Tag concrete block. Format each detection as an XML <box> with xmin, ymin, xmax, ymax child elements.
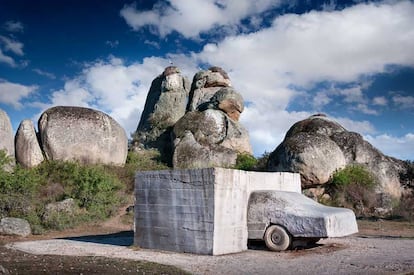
<box><xmin>134</xmin><ymin>168</ymin><xmax>301</xmax><ymax>255</ymax></box>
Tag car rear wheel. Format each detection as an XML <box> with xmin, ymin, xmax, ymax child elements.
<box><xmin>264</xmin><ymin>225</ymin><xmax>291</xmax><ymax>251</ymax></box>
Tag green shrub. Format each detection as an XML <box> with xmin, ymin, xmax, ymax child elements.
<box><xmin>327</xmin><ymin>165</ymin><xmax>380</xmax><ymax>217</ymax></box>
<box><xmin>235</xmin><ymin>153</ymin><xmax>258</xmax><ymax>171</ymax></box>
<box><xmin>330</xmin><ymin>165</ymin><xmax>376</xmax><ymax>188</ymax></box>
<box><xmin>37</xmin><ymin>161</ymin><xmax>124</xmax><ymax>219</ymax></box>
<box><xmin>0</xmin><ymin>159</ymin><xmax>124</xmax><ymax>232</ymax></box>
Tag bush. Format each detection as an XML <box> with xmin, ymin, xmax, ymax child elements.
<box><xmin>109</xmin><ymin>150</ymin><xmax>170</xmax><ymax>192</ymax></box>
<box><xmin>0</xmin><ymin>158</ymin><xmax>124</xmax><ymax>232</ymax></box>
<box><xmin>400</xmin><ymin>160</ymin><xmax>414</xmax><ymax>188</ymax></box>
<box><xmin>327</xmin><ymin>165</ymin><xmax>380</xmax><ymax>217</ymax></box>
<box><xmin>235</xmin><ymin>153</ymin><xmax>258</xmax><ymax>171</ymax></box>
<box><xmin>391</xmin><ymin>191</ymin><xmax>414</xmax><ymax>221</ymax></box>
<box><xmin>36</xmin><ymin>161</ymin><xmax>124</xmax><ymax>220</ymax></box>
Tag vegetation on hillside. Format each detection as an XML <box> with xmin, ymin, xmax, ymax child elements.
<box><xmin>0</xmin><ymin>149</ymin><xmax>169</xmax><ymax>233</ymax></box>
<box><xmin>324</xmin><ymin>165</ymin><xmax>381</xmax><ymax>218</ymax></box>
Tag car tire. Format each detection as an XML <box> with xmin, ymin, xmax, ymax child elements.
<box><xmin>264</xmin><ymin>225</ymin><xmax>291</xmax><ymax>251</ymax></box>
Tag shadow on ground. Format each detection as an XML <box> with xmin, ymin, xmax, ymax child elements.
<box><xmin>247</xmin><ymin>240</ymin><xmax>322</xmax><ymax>251</ymax></box>
<box><xmin>61</xmin><ymin>230</ymin><xmax>134</xmax><ymax>246</ymax></box>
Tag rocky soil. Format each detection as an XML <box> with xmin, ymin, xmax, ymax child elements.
<box><xmin>1</xmin><ymin>219</ymin><xmax>413</xmax><ymax>275</ymax></box>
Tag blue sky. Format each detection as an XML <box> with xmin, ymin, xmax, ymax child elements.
<box><xmin>0</xmin><ymin>0</ymin><xmax>413</xmax><ymax>160</ymax></box>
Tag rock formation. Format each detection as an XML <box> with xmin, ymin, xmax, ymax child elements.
<box><xmin>15</xmin><ymin>119</ymin><xmax>44</xmax><ymax>168</ymax></box>
<box><xmin>0</xmin><ymin>109</ymin><xmax>15</xmax><ymax>159</ymax></box>
<box><xmin>173</xmin><ymin>83</ymin><xmax>252</xmax><ymax>169</ymax></box>
<box><xmin>0</xmin><ymin>217</ymin><xmax>31</xmax><ymax>237</ymax></box>
<box><xmin>133</xmin><ymin>66</ymin><xmax>190</xmax><ymax>160</ymax></box>
<box><xmin>267</xmin><ymin>114</ymin><xmax>405</xmax><ymax>200</ymax></box>
<box><xmin>38</xmin><ymin>106</ymin><xmax>128</xmax><ymax>166</ymax></box>
<box><xmin>187</xmin><ymin>66</ymin><xmax>231</xmax><ymax>112</ymax></box>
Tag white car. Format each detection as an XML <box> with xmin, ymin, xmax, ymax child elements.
<box><xmin>247</xmin><ymin>190</ymin><xmax>358</xmax><ymax>251</ymax></box>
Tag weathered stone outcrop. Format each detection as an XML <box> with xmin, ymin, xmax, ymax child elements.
<box><xmin>0</xmin><ymin>109</ymin><xmax>14</xmax><ymax>159</ymax></box>
<box><xmin>187</xmin><ymin>66</ymin><xmax>231</xmax><ymax>112</ymax></box>
<box><xmin>42</xmin><ymin>198</ymin><xmax>77</xmax><ymax>223</ymax></box>
<box><xmin>173</xmin><ymin>86</ymin><xmax>252</xmax><ymax>169</ymax></box>
<box><xmin>15</xmin><ymin>119</ymin><xmax>44</xmax><ymax>168</ymax></box>
<box><xmin>0</xmin><ymin>217</ymin><xmax>31</xmax><ymax>237</ymax></box>
<box><xmin>267</xmin><ymin>114</ymin><xmax>405</xmax><ymax>200</ymax></box>
<box><xmin>133</xmin><ymin>66</ymin><xmax>189</xmax><ymax>160</ymax></box>
<box><xmin>38</xmin><ymin>106</ymin><xmax>127</xmax><ymax>166</ymax></box>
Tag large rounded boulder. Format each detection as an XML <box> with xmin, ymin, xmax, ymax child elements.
<box><xmin>15</xmin><ymin>119</ymin><xmax>44</xmax><ymax>168</ymax></box>
<box><xmin>268</xmin><ymin>114</ymin><xmax>404</xmax><ymax>200</ymax></box>
<box><xmin>38</xmin><ymin>106</ymin><xmax>127</xmax><ymax>166</ymax></box>
<box><xmin>0</xmin><ymin>109</ymin><xmax>15</xmax><ymax>158</ymax></box>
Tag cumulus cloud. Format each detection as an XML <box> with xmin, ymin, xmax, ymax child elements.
<box><xmin>0</xmin><ymin>49</ymin><xmax>16</xmax><ymax>67</ymax></box>
<box><xmin>373</xmin><ymin>96</ymin><xmax>388</xmax><ymax>106</ymax></box>
<box><xmin>365</xmin><ymin>133</ymin><xmax>414</xmax><ymax>160</ymax></box>
<box><xmin>392</xmin><ymin>94</ymin><xmax>414</xmax><ymax>110</ymax></box>
<box><xmin>3</xmin><ymin>21</ymin><xmax>24</xmax><ymax>33</ymax></box>
<box><xmin>0</xmin><ymin>80</ymin><xmax>37</xmax><ymax>109</ymax></box>
<box><xmin>120</xmin><ymin>0</ymin><xmax>282</xmax><ymax>38</ymax></box>
<box><xmin>0</xmin><ymin>35</ymin><xmax>24</xmax><ymax>56</ymax></box>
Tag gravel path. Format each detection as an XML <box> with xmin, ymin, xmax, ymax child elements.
<box><xmin>7</xmin><ymin>235</ymin><xmax>414</xmax><ymax>274</ymax></box>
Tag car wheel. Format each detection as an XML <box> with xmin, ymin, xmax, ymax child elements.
<box><xmin>264</xmin><ymin>225</ymin><xmax>291</xmax><ymax>251</ymax></box>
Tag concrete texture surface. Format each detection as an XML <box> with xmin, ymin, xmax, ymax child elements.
<box><xmin>134</xmin><ymin>168</ymin><xmax>301</xmax><ymax>255</ymax></box>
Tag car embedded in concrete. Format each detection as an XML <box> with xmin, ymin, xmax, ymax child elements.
<box><xmin>247</xmin><ymin>190</ymin><xmax>358</xmax><ymax>251</ymax></box>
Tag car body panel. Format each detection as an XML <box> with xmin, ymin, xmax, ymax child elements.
<box><xmin>247</xmin><ymin>191</ymin><xmax>358</xmax><ymax>240</ymax></box>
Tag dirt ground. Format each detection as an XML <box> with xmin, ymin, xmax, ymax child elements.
<box><xmin>1</xmin><ymin>218</ymin><xmax>414</xmax><ymax>275</ymax></box>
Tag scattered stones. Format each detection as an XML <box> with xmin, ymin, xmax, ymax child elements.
<box><xmin>38</xmin><ymin>106</ymin><xmax>128</xmax><ymax>166</ymax></box>
<box><xmin>15</xmin><ymin>119</ymin><xmax>44</xmax><ymax>168</ymax></box>
<box><xmin>0</xmin><ymin>217</ymin><xmax>31</xmax><ymax>237</ymax></box>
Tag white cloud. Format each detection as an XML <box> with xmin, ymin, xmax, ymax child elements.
<box><xmin>313</xmin><ymin>91</ymin><xmax>332</xmax><ymax>110</ymax></box>
<box><xmin>3</xmin><ymin>21</ymin><xmax>24</xmax><ymax>33</ymax></box>
<box><xmin>198</xmin><ymin>1</ymin><xmax>414</xmax><ymax>87</ymax></box>
<box><xmin>0</xmin><ymin>48</ymin><xmax>16</xmax><ymax>67</ymax></box>
<box><xmin>373</xmin><ymin>96</ymin><xmax>388</xmax><ymax>106</ymax></box>
<box><xmin>330</xmin><ymin>116</ymin><xmax>376</xmax><ymax>135</ymax></box>
<box><xmin>0</xmin><ymin>80</ymin><xmax>37</xmax><ymax>109</ymax></box>
<box><xmin>33</xmin><ymin>68</ymin><xmax>56</xmax><ymax>79</ymax></box>
<box><xmin>392</xmin><ymin>94</ymin><xmax>414</xmax><ymax>110</ymax></box>
<box><xmin>365</xmin><ymin>133</ymin><xmax>414</xmax><ymax>160</ymax></box>
<box><xmin>120</xmin><ymin>0</ymin><xmax>282</xmax><ymax>38</ymax></box>
<box><xmin>353</xmin><ymin>103</ymin><xmax>378</xmax><ymax>115</ymax></box>
<box><xmin>0</xmin><ymin>35</ymin><xmax>24</xmax><ymax>56</ymax></box>
<box><xmin>241</xmin><ymin>106</ymin><xmax>311</xmax><ymax>154</ymax></box>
